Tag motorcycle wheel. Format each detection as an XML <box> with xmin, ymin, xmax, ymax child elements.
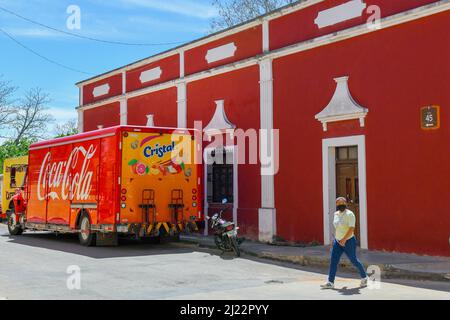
<box><xmin>231</xmin><ymin>236</ymin><xmax>241</xmax><ymax>257</ymax></box>
<box><xmin>214</xmin><ymin>235</ymin><xmax>224</xmax><ymax>251</ymax></box>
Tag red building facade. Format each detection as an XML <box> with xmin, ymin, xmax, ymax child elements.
<box><xmin>76</xmin><ymin>0</ymin><xmax>450</xmax><ymax>256</ymax></box>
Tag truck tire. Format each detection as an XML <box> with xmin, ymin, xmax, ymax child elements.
<box><xmin>78</xmin><ymin>214</ymin><xmax>96</xmax><ymax>247</ymax></box>
<box><xmin>8</xmin><ymin>213</ymin><xmax>23</xmax><ymax>236</ymax></box>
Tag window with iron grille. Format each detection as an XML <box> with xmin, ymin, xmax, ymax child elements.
<box><xmin>206</xmin><ymin>148</ymin><xmax>234</xmax><ymax>204</ymax></box>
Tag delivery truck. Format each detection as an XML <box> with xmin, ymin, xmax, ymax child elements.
<box><xmin>7</xmin><ymin>126</ymin><xmax>203</xmax><ymax>246</ymax></box>
<box><xmin>1</xmin><ymin>156</ymin><xmax>28</xmax><ymax>221</ymax></box>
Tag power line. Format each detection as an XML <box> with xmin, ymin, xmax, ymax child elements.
<box><xmin>0</xmin><ymin>27</ymin><xmax>94</xmax><ymax>75</ymax></box>
<box><xmin>0</xmin><ymin>5</ymin><xmax>188</xmax><ymax>47</ymax></box>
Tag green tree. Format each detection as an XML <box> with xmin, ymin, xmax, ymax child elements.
<box><xmin>0</xmin><ymin>138</ymin><xmax>35</xmax><ymax>174</ymax></box>
<box><xmin>210</xmin><ymin>0</ymin><xmax>299</xmax><ymax>32</ymax></box>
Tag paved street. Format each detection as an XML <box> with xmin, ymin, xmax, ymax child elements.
<box><xmin>0</xmin><ymin>224</ymin><xmax>448</xmax><ymax>300</ymax></box>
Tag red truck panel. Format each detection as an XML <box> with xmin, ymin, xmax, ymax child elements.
<box><xmin>26</xmin><ymin>148</ymin><xmax>49</xmax><ymax>224</ymax></box>
<box><xmin>97</xmin><ymin>135</ymin><xmax>120</xmax><ymax>225</ymax></box>
<box><xmin>28</xmin><ymin>128</ymin><xmax>120</xmax><ymax>228</ymax></box>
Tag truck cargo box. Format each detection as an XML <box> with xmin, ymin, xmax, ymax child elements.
<box><xmin>10</xmin><ymin>126</ymin><xmax>202</xmax><ymax>246</ymax></box>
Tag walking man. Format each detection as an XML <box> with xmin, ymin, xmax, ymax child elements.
<box><xmin>321</xmin><ymin>197</ymin><xmax>368</xmax><ymax>289</ymax></box>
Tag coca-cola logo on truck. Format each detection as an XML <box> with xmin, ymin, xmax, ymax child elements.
<box><xmin>37</xmin><ymin>145</ymin><xmax>97</xmax><ymax>201</ymax></box>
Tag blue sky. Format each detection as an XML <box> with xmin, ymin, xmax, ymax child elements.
<box><xmin>0</xmin><ymin>0</ymin><xmax>217</xmax><ymax>133</ymax></box>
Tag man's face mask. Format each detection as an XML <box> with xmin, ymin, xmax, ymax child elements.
<box><xmin>337</xmin><ymin>205</ymin><xmax>347</xmax><ymax>212</ymax></box>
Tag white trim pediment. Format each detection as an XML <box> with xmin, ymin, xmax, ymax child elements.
<box><xmin>315</xmin><ymin>0</ymin><xmax>367</xmax><ymax>29</ymax></box>
<box><xmin>146</xmin><ymin>114</ymin><xmax>155</xmax><ymax>127</ymax></box>
<box><xmin>204</xmin><ymin>100</ymin><xmax>236</xmax><ymax>136</ymax></box>
<box><xmin>139</xmin><ymin>67</ymin><xmax>162</xmax><ymax>84</ymax></box>
<box><xmin>205</xmin><ymin>43</ymin><xmax>237</xmax><ymax>64</ymax></box>
<box><xmin>92</xmin><ymin>84</ymin><xmax>110</xmax><ymax>98</ymax></box>
<box><xmin>315</xmin><ymin>76</ymin><xmax>368</xmax><ymax>131</ymax></box>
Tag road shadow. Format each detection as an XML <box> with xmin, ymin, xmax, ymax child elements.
<box><xmin>2</xmin><ymin>227</ymin><xmax>449</xmax><ymax>294</ymax></box>
<box><xmin>0</xmin><ymin>225</ymin><xmax>242</xmax><ymax>261</ymax></box>
<box><xmin>333</xmin><ymin>286</ymin><xmax>363</xmax><ymax>296</ymax></box>
<box><xmin>1</xmin><ymin>230</ymin><xmax>198</xmax><ymax>259</ymax></box>
<box><xmin>239</xmin><ymin>253</ymin><xmax>450</xmax><ymax>294</ymax></box>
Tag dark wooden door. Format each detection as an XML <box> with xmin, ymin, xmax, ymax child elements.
<box><xmin>336</xmin><ymin>147</ymin><xmax>360</xmax><ymax>243</ymax></box>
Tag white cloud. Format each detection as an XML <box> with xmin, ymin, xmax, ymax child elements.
<box><xmin>48</xmin><ymin>106</ymin><xmax>77</xmax><ymax>123</ymax></box>
<box><xmin>47</xmin><ymin>107</ymin><xmax>78</xmax><ymax>137</ymax></box>
<box><xmin>127</xmin><ymin>15</ymin><xmax>209</xmax><ymax>34</ymax></box>
<box><xmin>120</xmin><ymin>0</ymin><xmax>218</xmax><ymax>19</ymax></box>
<box><xmin>3</xmin><ymin>28</ymin><xmax>63</xmax><ymax>38</ymax></box>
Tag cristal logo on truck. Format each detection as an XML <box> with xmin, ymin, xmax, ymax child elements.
<box><xmin>143</xmin><ymin>142</ymin><xmax>175</xmax><ymax>159</ymax></box>
<box><xmin>37</xmin><ymin>145</ymin><xmax>97</xmax><ymax>201</ymax></box>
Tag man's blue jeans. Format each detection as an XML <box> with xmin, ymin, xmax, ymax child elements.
<box><xmin>328</xmin><ymin>236</ymin><xmax>367</xmax><ymax>283</ymax></box>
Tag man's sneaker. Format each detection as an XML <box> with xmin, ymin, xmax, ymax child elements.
<box><xmin>360</xmin><ymin>277</ymin><xmax>369</xmax><ymax>287</ymax></box>
<box><xmin>320</xmin><ymin>282</ymin><xmax>335</xmax><ymax>289</ymax></box>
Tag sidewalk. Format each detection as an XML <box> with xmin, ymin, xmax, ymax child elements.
<box><xmin>181</xmin><ymin>234</ymin><xmax>450</xmax><ymax>282</ymax></box>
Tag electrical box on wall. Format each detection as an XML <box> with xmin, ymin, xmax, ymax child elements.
<box><xmin>421</xmin><ymin>105</ymin><xmax>440</xmax><ymax>130</ymax></box>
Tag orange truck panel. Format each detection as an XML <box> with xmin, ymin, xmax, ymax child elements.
<box><xmin>120</xmin><ymin>129</ymin><xmax>202</xmax><ymax>225</ymax></box>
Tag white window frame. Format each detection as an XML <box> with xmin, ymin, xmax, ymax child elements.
<box><xmin>322</xmin><ymin>135</ymin><xmax>368</xmax><ymax>249</ymax></box>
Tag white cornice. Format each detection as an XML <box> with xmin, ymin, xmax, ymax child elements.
<box><xmin>75</xmin><ymin>0</ymin><xmax>325</xmax><ymax>88</ymax></box>
<box><xmin>266</xmin><ymin>0</ymin><xmax>450</xmax><ymax>60</ymax></box>
<box><xmin>76</xmin><ymin>1</ymin><xmax>450</xmax><ymax>111</ymax></box>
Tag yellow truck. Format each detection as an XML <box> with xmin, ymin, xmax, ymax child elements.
<box><xmin>1</xmin><ymin>156</ymin><xmax>28</xmax><ymax>221</ymax></box>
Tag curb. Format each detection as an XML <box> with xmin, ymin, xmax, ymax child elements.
<box><xmin>180</xmin><ymin>236</ymin><xmax>450</xmax><ymax>282</ymax></box>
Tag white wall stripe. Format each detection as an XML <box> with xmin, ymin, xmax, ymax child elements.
<box><xmin>177</xmin><ymin>82</ymin><xmax>187</xmax><ymax>128</ymax></box>
<box><xmin>258</xmin><ymin>58</ymin><xmax>276</xmax><ymax>243</ymax></box>
<box><xmin>262</xmin><ymin>19</ymin><xmax>270</xmax><ymax>52</ymax></box>
<box><xmin>77</xmin><ymin>109</ymin><xmax>84</xmax><ymax>133</ymax></box>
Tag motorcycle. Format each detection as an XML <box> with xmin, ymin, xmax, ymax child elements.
<box><xmin>207</xmin><ymin>199</ymin><xmax>242</xmax><ymax>257</ymax></box>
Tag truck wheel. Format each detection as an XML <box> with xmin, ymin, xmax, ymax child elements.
<box><xmin>78</xmin><ymin>214</ymin><xmax>96</xmax><ymax>247</ymax></box>
<box><xmin>8</xmin><ymin>213</ymin><xmax>23</xmax><ymax>236</ymax></box>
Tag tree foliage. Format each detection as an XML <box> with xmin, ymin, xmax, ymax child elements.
<box><xmin>0</xmin><ymin>138</ymin><xmax>35</xmax><ymax>174</ymax></box>
<box><xmin>8</xmin><ymin>88</ymin><xmax>54</xmax><ymax>144</ymax></box>
<box><xmin>54</xmin><ymin>119</ymin><xmax>78</xmax><ymax>138</ymax></box>
<box><xmin>0</xmin><ymin>77</ymin><xmax>16</xmax><ymax>128</ymax></box>
<box><xmin>0</xmin><ymin>78</ymin><xmax>55</xmax><ymax>173</ymax></box>
<box><xmin>210</xmin><ymin>0</ymin><xmax>298</xmax><ymax>32</ymax></box>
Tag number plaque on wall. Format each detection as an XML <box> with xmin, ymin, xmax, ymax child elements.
<box><xmin>421</xmin><ymin>105</ymin><xmax>440</xmax><ymax>130</ymax></box>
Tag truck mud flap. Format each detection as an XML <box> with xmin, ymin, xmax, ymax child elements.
<box><xmin>161</xmin><ymin>222</ymin><xmax>171</xmax><ymax>234</ymax></box>
<box><xmin>96</xmin><ymin>232</ymin><xmax>118</xmax><ymax>247</ymax></box>
<box><xmin>147</xmin><ymin>221</ymin><xmax>199</xmax><ymax>237</ymax></box>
